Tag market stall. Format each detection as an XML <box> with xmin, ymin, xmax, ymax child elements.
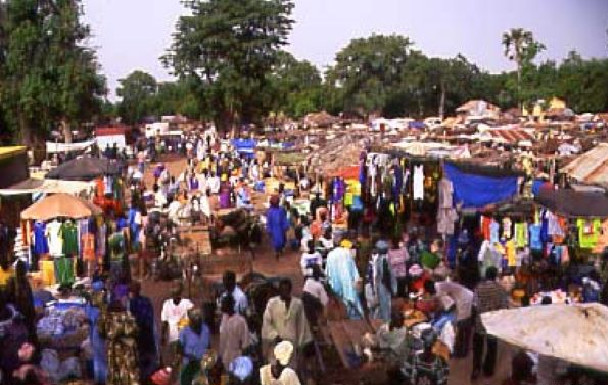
<box><xmin>21</xmin><ymin>194</ymin><xmax>103</xmax><ymax>286</ymax></box>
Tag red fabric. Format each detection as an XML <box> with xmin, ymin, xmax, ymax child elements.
<box><xmin>481</xmin><ymin>216</ymin><xmax>491</xmax><ymax>241</ymax></box>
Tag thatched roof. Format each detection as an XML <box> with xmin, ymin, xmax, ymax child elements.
<box><xmin>303</xmin><ymin>111</ymin><xmax>339</xmax><ymax>127</ymax></box>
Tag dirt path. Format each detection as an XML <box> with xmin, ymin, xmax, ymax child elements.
<box><xmin>136</xmin><ymin>154</ymin><xmax>512</xmax><ymax>385</ymax></box>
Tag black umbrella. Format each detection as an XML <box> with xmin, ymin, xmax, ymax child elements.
<box><xmin>46</xmin><ymin>157</ymin><xmax>122</xmax><ymax>181</ymax></box>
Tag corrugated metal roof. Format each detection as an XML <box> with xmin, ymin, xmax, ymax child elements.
<box><xmin>486</xmin><ymin>129</ymin><xmax>535</xmax><ymax>144</ymax></box>
<box><xmin>561</xmin><ymin>143</ymin><xmax>608</xmax><ymax>187</ymax></box>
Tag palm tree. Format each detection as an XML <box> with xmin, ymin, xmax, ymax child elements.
<box><xmin>502</xmin><ymin>28</ymin><xmax>545</xmax><ymax>109</ymax></box>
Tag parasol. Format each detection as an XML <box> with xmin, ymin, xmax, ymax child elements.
<box><xmin>21</xmin><ymin>193</ymin><xmax>102</xmax><ymax>220</ymax></box>
<box><xmin>481</xmin><ymin>303</ymin><xmax>608</xmax><ymax>372</ymax></box>
<box><xmin>46</xmin><ymin>157</ymin><xmax>122</xmax><ymax>181</ymax></box>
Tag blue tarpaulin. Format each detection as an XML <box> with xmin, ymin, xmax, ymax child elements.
<box><xmin>444</xmin><ymin>163</ymin><xmax>519</xmax><ymax>208</ymax></box>
<box><xmin>231</xmin><ymin>138</ymin><xmax>256</xmax><ymax>158</ymax></box>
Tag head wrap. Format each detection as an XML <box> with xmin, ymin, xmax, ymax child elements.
<box><xmin>92</xmin><ymin>281</ymin><xmax>104</xmax><ymax>292</ymax></box>
<box><xmin>274</xmin><ymin>341</ymin><xmax>294</xmax><ymax>366</ymax></box>
<box><xmin>409</xmin><ymin>264</ymin><xmax>423</xmax><ymax>277</ymax></box>
<box><xmin>229</xmin><ymin>356</ymin><xmax>253</xmax><ymax>380</ymax></box>
<box><xmin>340</xmin><ymin>239</ymin><xmax>352</xmax><ymax>249</ymax></box>
<box><xmin>375</xmin><ymin>240</ymin><xmax>389</xmax><ymax>252</ymax></box>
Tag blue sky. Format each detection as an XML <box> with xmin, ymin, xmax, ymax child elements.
<box><xmin>82</xmin><ymin>0</ymin><xmax>608</xmax><ymax>100</ymax></box>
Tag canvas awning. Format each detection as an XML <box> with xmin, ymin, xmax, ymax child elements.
<box><xmin>21</xmin><ymin>193</ymin><xmax>101</xmax><ymax>220</ymax></box>
<box><xmin>535</xmin><ymin>188</ymin><xmax>608</xmax><ymax>218</ymax></box>
<box><xmin>46</xmin><ymin>140</ymin><xmax>95</xmax><ymax>154</ymax></box>
<box><xmin>482</xmin><ymin>304</ymin><xmax>608</xmax><ymax>372</ymax></box>
<box><xmin>561</xmin><ymin>143</ymin><xmax>608</xmax><ymax>188</ymax></box>
<box><xmin>0</xmin><ymin>179</ymin><xmax>95</xmax><ymax>196</ymax></box>
<box><xmin>46</xmin><ymin>157</ymin><xmax>122</xmax><ymax>181</ymax></box>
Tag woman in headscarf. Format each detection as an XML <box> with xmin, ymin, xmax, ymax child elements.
<box><xmin>219</xmin><ymin>176</ymin><xmax>232</xmax><ymax>210</ymax></box>
<box><xmin>260</xmin><ymin>341</ymin><xmax>301</xmax><ymax>385</ymax></box>
<box><xmin>266</xmin><ymin>196</ymin><xmax>289</xmax><ymax>260</ymax></box>
<box><xmin>6</xmin><ymin>261</ymin><xmax>36</xmax><ymax>341</ymax></box>
<box><xmin>128</xmin><ymin>281</ymin><xmax>158</xmax><ymax>381</ymax></box>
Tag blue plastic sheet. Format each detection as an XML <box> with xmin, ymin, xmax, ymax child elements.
<box><xmin>444</xmin><ymin>163</ymin><xmax>519</xmax><ymax>208</ymax></box>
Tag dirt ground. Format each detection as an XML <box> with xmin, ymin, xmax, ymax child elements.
<box><xmin>137</xmin><ymin>155</ymin><xmax>513</xmax><ymax>385</ymax></box>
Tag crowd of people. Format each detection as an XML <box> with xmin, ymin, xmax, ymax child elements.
<box><xmin>1</xmin><ymin>127</ymin><xmax>607</xmax><ymax>385</ymax></box>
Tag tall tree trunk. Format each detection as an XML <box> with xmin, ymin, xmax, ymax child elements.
<box><xmin>516</xmin><ymin>56</ymin><xmax>523</xmax><ymax>112</ymax></box>
<box><xmin>61</xmin><ymin>119</ymin><xmax>73</xmax><ymax>144</ymax></box>
<box><xmin>438</xmin><ymin>84</ymin><xmax>446</xmax><ymax>120</ymax></box>
<box><xmin>19</xmin><ymin>114</ymin><xmax>45</xmax><ymax>164</ymax></box>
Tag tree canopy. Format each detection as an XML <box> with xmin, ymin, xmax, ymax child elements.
<box><xmin>163</xmin><ymin>0</ymin><xmax>294</xmax><ymax>131</ymax></box>
<box><xmin>0</xmin><ymin>0</ymin><xmax>105</xmax><ymax>147</ymax></box>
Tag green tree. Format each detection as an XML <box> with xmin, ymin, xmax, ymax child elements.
<box><xmin>326</xmin><ymin>34</ymin><xmax>413</xmax><ymax>117</ymax></box>
<box><xmin>425</xmin><ymin>55</ymin><xmax>479</xmax><ymax>119</ymax></box>
<box><xmin>556</xmin><ymin>52</ymin><xmax>608</xmax><ymax>113</ymax></box>
<box><xmin>0</xmin><ymin>0</ymin><xmax>105</xmax><ymax>149</ymax></box>
<box><xmin>269</xmin><ymin>51</ymin><xmax>322</xmax><ymax>119</ymax></box>
<box><xmin>116</xmin><ymin>70</ymin><xmax>157</xmax><ymax>124</ymax></box>
<box><xmin>163</xmin><ymin>0</ymin><xmax>294</xmax><ymax>131</ymax></box>
<box><xmin>502</xmin><ymin>28</ymin><xmax>546</xmax><ymax>108</ymax></box>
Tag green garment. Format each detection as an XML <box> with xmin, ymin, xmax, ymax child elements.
<box><xmin>55</xmin><ymin>256</ymin><xmax>75</xmax><ymax>286</ymax></box>
<box><xmin>61</xmin><ymin>222</ymin><xmax>79</xmax><ymax>257</ymax></box>
<box><xmin>108</xmin><ymin>232</ymin><xmax>125</xmax><ymax>261</ymax></box>
<box><xmin>180</xmin><ymin>361</ymin><xmax>200</xmax><ymax>385</ymax></box>
<box><xmin>420</xmin><ymin>251</ymin><xmax>440</xmax><ymax>270</ymax></box>
<box><xmin>514</xmin><ymin>223</ymin><xmax>528</xmax><ymax>248</ymax></box>
<box><xmin>577</xmin><ymin>218</ymin><xmax>601</xmax><ymax>249</ymax></box>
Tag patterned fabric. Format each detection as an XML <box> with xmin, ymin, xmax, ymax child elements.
<box><xmin>98</xmin><ymin>310</ymin><xmax>139</xmax><ymax>385</ymax></box>
<box><xmin>473</xmin><ymin>281</ymin><xmax>508</xmax><ymax>332</ymax></box>
<box><xmin>402</xmin><ymin>353</ymin><xmax>450</xmax><ymax>385</ymax></box>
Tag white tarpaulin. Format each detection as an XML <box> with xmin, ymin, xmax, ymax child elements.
<box><xmin>46</xmin><ymin>140</ymin><xmax>95</xmax><ymax>154</ymax></box>
<box><xmin>0</xmin><ymin>179</ymin><xmax>95</xmax><ymax>197</ymax></box>
<box><xmin>481</xmin><ymin>303</ymin><xmax>608</xmax><ymax>371</ymax></box>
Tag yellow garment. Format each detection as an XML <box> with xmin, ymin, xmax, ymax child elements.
<box><xmin>40</xmin><ymin>261</ymin><xmax>55</xmax><ymax>286</ymax></box>
<box><xmin>344</xmin><ymin>193</ymin><xmax>353</xmax><ymax>206</ymax></box>
<box><xmin>577</xmin><ymin>218</ymin><xmax>601</xmax><ymax>249</ymax></box>
<box><xmin>0</xmin><ymin>267</ymin><xmax>14</xmax><ymax>286</ymax></box>
<box><xmin>346</xmin><ymin>180</ymin><xmax>361</xmax><ymax>196</ymax></box>
<box><xmin>506</xmin><ymin>240</ymin><xmax>516</xmax><ymax>267</ymax></box>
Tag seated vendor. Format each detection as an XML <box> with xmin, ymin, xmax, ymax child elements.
<box><xmin>402</xmin><ymin>329</ymin><xmax>450</xmax><ymax>385</ymax></box>
<box><xmin>432</xmin><ymin>295</ymin><xmax>457</xmax><ymax>333</ymax></box>
<box><xmin>416</xmin><ymin>280</ymin><xmax>439</xmax><ymax>318</ymax></box>
<box><xmin>376</xmin><ymin>311</ymin><xmax>408</xmax><ymax>362</ymax></box>
<box><xmin>32</xmin><ymin>277</ymin><xmax>53</xmax><ymax>308</ymax></box>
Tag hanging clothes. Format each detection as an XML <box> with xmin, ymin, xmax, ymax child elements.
<box><xmin>33</xmin><ymin>221</ymin><xmax>49</xmax><ymax>255</ymax></box>
<box><xmin>506</xmin><ymin>240</ymin><xmax>516</xmax><ymax>267</ymax></box>
<box><xmin>577</xmin><ymin>218</ymin><xmax>601</xmax><ymax>249</ymax></box>
<box><xmin>413</xmin><ymin>165</ymin><xmax>424</xmax><ymax>201</ymax></box>
<box><xmin>514</xmin><ymin>223</ymin><xmax>528</xmax><ymax>248</ymax></box>
<box><xmin>529</xmin><ymin>224</ymin><xmax>542</xmax><ymax>251</ymax></box>
<box><xmin>489</xmin><ymin>220</ymin><xmax>500</xmax><ymax>244</ymax></box>
<box><xmin>61</xmin><ymin>221</ymin><xmax>79</xmax><ymax>257</ymax></box>
<box><xmin>45</xmin><ymin>221</ymin><xmax>63</xmax><ymax>257</ymax></box>
<box><xmin>54</xmin><ymin>256</ymin><xmax>75</xmax><ymax>286</ymax></box>
<box><xmin>437</xmin><ymin>179</ymin><xmax>457</xmax><ymax>235</ymax></box>
<box><xmin>502</xmin><ymin>217</ymin><xmax>512</xmax><ymax>240</ymax></box>
<box><xmin>480</xmin><ymin>216</ymin><xmax>492</xmax><ymax>241</ymax></box>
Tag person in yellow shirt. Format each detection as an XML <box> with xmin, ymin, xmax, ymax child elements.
<box><xmin>0</xmin><ymin>260</ymin><xmax>15</xmax><ymax>288</ymax></box>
